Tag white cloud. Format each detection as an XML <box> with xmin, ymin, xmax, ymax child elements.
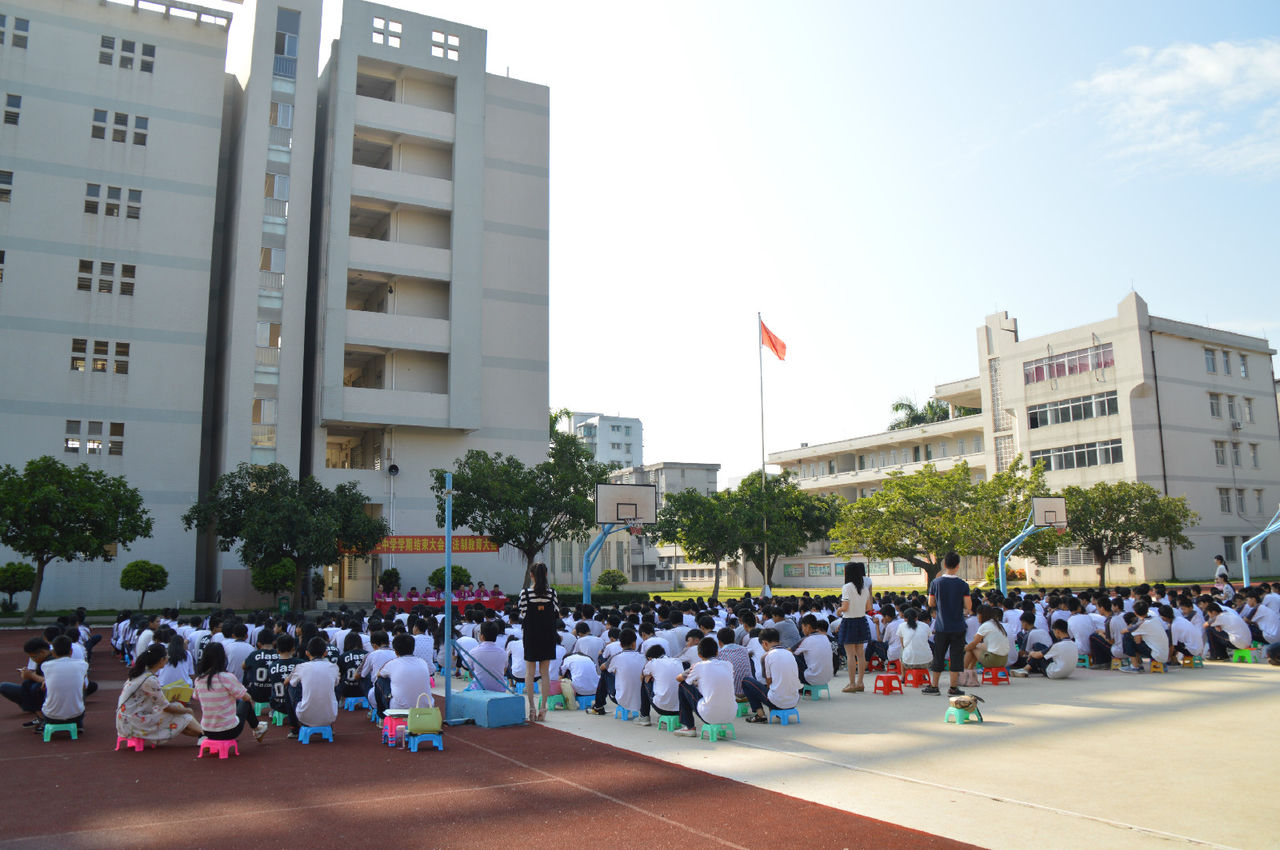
<box><xmin>1079</xmin><ymin>39</ymin><xmax>1280</xmax><ymax>176</ymax></box>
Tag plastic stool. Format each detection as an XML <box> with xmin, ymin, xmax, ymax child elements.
<box><xmin>885</xmin><ymin>660</ymin><xmax>902</xmax><ymax>675</ymax></box>
<box><xmin>867</xmin><ymin>656</ymin><xmax>884</xmax><ymax>672</ymax></box>
<box><xmin>769</xmin><ymin>707</ymin><xmax>800</xmax><ymax>726</ymax></box>
<box><xmin>614</xmin><ymin>706</ymin><xmax>639</xmax><ymax>721</ymax></box>
<box><xmin>545</xmin><ymin>694</ymin><xmax>566</xmax><ymax>711</ymax></box>
<box><xmin>944</xmin><ymin>707</ymin><xmax>981</xmax><ymax>724</ymax></box>
<box><xmin>115</xmin><ymin>735</ymin><xmax>152</xmax><ymax>752</ymax></box>
<box><xmin>1182</xmin><ymin>656</ymin><xmax>1204</xmax><ymax>668</ymax></box>
<box><xmin>1077</xmin><ymin>653</ymin><xmax>1089</xmax><ymax>668</ymax></box>
<box><xmin>657</xmin><ymin>714</ymin><xmax>680</xmax><ymax>731</ymax></box>
<box><xmin>271</xmin><ymin>711</ymin><xmax>288</xmax><ymax>727</ymax></box>
<box><xmin>575</xmin><ymin>695</ymin><xmax>594</xmax><ymax>711</ymax></box>
<box><xmin>801</xmin><ymin>683</ymin><xmax>830</xmax><ymax>701</ymax></box>
<box><xmin>198</xmin><ymin>738</ymin><xmax>239</xmax><ymax>758</ymax></box>
<box><xmin>980</xmin><ymin>667</ymin><xmax>1010</xmax><ymax>686</ymax></box>
<box><xmin>298</xmin><ymin>725</ymin><xmax>333</xmax><ymax>744</ymax></box>
<box><xmin>1110</xmin><ymin>658</ymin><xmax>1124</xmax><ymax>670</ymax></box>
<box><xmin>253</xmin><ymin>701</ymin><xmax>270</xmax><ymax>716</ymax></box>
<box><xmin>343</xmin><ymin>696</ymin><xmax>369</xmax><ymax>712</ymax></box>
<box><xmin>382</xmin><ymin>716</ymin><xmax>407</xmax><ymax>746</ymax></box>
<box><xmin>405</xmin><ymin>732</ymin><xmax>443</xmax><ymax>752</ymax></box>
<box><xmin>736</xmin><ymin>701</ymin><xmax>751</xmax><ymax>717</ymax></box>
<box><xmin>369</xmin><ymin>706</ymin><xmax>381</xmax><ymax>724</ymax></box>
<box><xmin>903</xmin><ymin>669</ymin><xmax>930</xmax><ymax>688</ymax></box>
<box><xmin>873</xmin><ymin>674</ymin><xmax>903</xmax><ymax>695</ymax></box>
<box><xmin>43</xmin><ymin>723</ymin><xmax>78</xmax><ymax>742</ymax></box>
<box><xmin>700</xmin><ymin>723</ymin><xmax>736</xmax><ymax>741</ymax></box>
<box><xmin>1149</xmin><ymin>660</ymin><xmax>1167</xmax><ymax>673</ymax></box>
<box><xmin>515</xmin><ymin>681</ymin><xmax>539</xmax><ymax>695</ymax></box>
<box><xmin>1231</xmin><ymin>648</ymin><xmax>1255</xmax><ymax>663</ymax></box>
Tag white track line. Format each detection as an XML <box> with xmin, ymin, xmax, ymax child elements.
<box><xmin>730</xmin><ymin>738</ymin><xmax>1240</xmax><ymax>850</ymax></box>
<box><xmin>453</xmin><ymin>735</ymin><xmax>752</xmax><ymax>850</ymax></box>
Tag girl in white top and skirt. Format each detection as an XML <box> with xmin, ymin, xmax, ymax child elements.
<box><xmin>837</xmin><ymin>562</ymin><xmax>874</xmax><ymax>693</ymax></box>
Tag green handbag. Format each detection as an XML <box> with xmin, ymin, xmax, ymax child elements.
<box><xmin>408</xmin><ymin>692</ymin><xmax>442</xmax><ymax>734</ymax></box>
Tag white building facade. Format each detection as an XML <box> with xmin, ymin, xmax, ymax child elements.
<box><xmin>564</xmin><ymin>411</ymin><xmax>642</xmax><ymax>468</ymax></box>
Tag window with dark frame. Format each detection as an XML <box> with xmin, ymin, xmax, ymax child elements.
<box><xmin>4</xmin><ymin>93</ymin><xmax>18</xmax><ymax>125</ymax></box>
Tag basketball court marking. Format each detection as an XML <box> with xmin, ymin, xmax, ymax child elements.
<box><xmin>729</xmin><ymin>738</ymin><xmax>1240</xmax><ymax>850</ymax></box>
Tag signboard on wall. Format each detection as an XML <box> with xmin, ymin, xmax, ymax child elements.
<box><xmin>867</xmin><ymin>560</ymin><xmax>890</xmax><ymax>576</ymax></box>
<box><xmin>893</xmin><ymin>560</ymin><xmax>921</xmax><ymax>574</ymax></box>
<box><xmin>783</xmin><ymin>563</ymin><xmax>806</xmax><ymax>578</ymax></box>
<box><xmin>808</xmin><ymin>563</ymin><xmax>832</xmax><ymax>577</ymax></box>
<box><xmin>369</xmin><ymin>535</ymin><xmax>498</xmax><ymax>555</ymax></box>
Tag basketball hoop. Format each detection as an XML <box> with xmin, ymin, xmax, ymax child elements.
<box><xmin>1055</xmin><ymin>525</ymin><xmax>1068</xmax><ymax>536</ymax></box>
<box><xmin>626</xmin><ymin>523</ymin><xmax>644</xmax><ymax>537</ymax></box>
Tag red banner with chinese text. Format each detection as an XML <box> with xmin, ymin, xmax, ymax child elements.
<box><xmin>367</xmin><ymin>535</ymin><xmax>499</xmax><ymax>555</ymax></box>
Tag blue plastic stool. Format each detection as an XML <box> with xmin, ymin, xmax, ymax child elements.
<box><xmin>42</xmin><ymin>722</ymin><xmax>78</xmax><ymax>742</ymax></box>
<box><xmin>344</xmin><ymin>696</ymin><xmax>369</xmax><ymax>711</ymax></box>
<box><xmin>614</xmin><ymin>706</ymin><xmax>639</xmax><ymax>721</ymax></box>
<box><xmin>405</xmin><ymin>732</ymin><xmax>443</xmax><ymax>752</ymax></box>
<box><xmin>271</xmin><ymin>711</ymin><xmax>288</xmax><ymax>727</ymax></box>
<box><xmin>369</xmin><ymin>706</ymin><xmax>381</xmax><ymax>724</ymax></box>
<box><xmin>700</xmin><ymin>723</ymin><xmax>736</xmax><ymax>741</ymax></box>
<box><xmin>801</xmin><ymin>683</ymin><xmax>830</xmax><ymax>701</ymax></box>
<box><xmin>1077</xmin><ymin>653</ymin><xmax>1089</xmax><ymax>668</ymax></box>
<box><xmin>770</xmin><ymin>707</ymin><xmax>800</xmax><ymax>726</ymax></box>
<box><xmin>736</xmin><ymin>701</ymin><xmax>751</xmax><ymax>717</ymax></box>
<box><xmin>298</xmin><ymin>725</ymin><xmax>333</xmax><ymax>744</ymax></box>
<box><xmin>515</xmin><ymin>681</ymin><xmax>539</xmax><ymax>695</ymax></box>
<box><xmin>656</xmin><ymin>714</ymin><xmax>680</xmax><ymax>731</ymax></box>
<box><xmin>575</xmin><ymin>695</ymin><xmax>594</xmax><ymax>710</ymax></box>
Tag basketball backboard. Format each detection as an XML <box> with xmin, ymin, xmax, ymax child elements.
<box><xmin>1032</xmin><ymin>496</ymin><xmax>1067</xmax><ymax>529</ymax></box>
<box><xmin>595</xmin><ymin>483</ymin><xmax>657</xmax><ymax>525</ymax></box>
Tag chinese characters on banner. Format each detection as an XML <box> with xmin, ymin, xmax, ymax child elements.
<box><xmin>368</xmin><ymin>535</ymin><xmax>499</xmax><ymax>555</ymax></box>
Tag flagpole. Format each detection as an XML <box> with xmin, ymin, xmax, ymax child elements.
<box><xmin>758</xmin><ymin>313</ymin><xmax>768</xmax><ymax>592</ymax></box>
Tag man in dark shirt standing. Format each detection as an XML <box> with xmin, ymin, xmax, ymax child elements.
<box><xmin>924</xmin><ymin>552</ymin><xmax>971</xmax><ymax>696</ymax></box>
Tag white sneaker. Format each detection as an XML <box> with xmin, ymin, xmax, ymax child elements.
<box><xmin>673</xmin><ymin>727</ymin><xmax>697</xmax><ymax>737</ymax></box>
<box><xmin>1118</xmin><ymin>664</ymin><xmax>1143</xmax><ymax>673</ymax></box>
<box><xmin>1009</xmin><ymin>668</ymin><xmax>1029</xmax><ymax>678</ymax></box>
<box><xmin>253</xmin><ymin>723</ymin><xmax>268</xmax><ymax>742</ymax></box>
<box><xmin>633</xmin><ymin>715</ymin><xmax>652</xmax><ymax>726</ymax></box>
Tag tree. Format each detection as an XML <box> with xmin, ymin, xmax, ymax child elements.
<box><xmin>429</xmin><ymin>565</ymin><xmax>471</xmax><ymax>590</ymax></box>
<box><xmin>1061</xmin><ymin>481</ymin><xmax>1197</xmax><ymax>588</ymax></box>
<box><xmin>0</xmin><ymin>562</ymin><xmax>35</xmax><ymax>611</ymax></box>
<box><xmin>432</xmin><ymin>411</ymin><xmax>610</xmax><ymax>587</ymax></box>
<box><xmin>597</xmin><ymin>568</ymin><xmax>629</xmax><ymax>592</ymax></box>
<box><xmin>964</xmin><ymin>455</ymin><xmax>1059</xmax><ymax>571</ymax></box>
<box><xmin>652</xmin><ymin>488</ymin><xmax>744</xmax><ymax>600</ymax></box>
<box><xmin>735</xmin><ymin>470</ymin><xmax>842</xmax><ymax>588</ymax></box>
<box><xmin>830</xmin><ymin>462</ymin><xmax>974</xmax><ymax>585</ymax></box>
<box><xmin>182</xmin><ymin>463</ymin><xmax>389</xmax><ymax>607</ymax></box>
<box><xmin>378</xmin><ymin>567</ymin><xmax>401</xmax><ymax>595</ymax></box>
<box><xmin>119</xmin><ymin>560</ymin><xmax>168</xmax><ymax>608</ymax></box>
<box><xmin>888</xmin><ymin>397</ymin><xmax>953</xmax><ymax>431</ymax></box>
<box><xmin>0</xmin><ymin>456</ymin><xmax>153</xmax><ymax>624</ymax></box>
<box><xmin>252</xmin><ymin>558</ymin><xmax>298</xmax><ymax>597</ymax></box>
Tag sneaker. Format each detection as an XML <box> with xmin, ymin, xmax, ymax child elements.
<box><xmin>1118</xmin><ymin>665</ymin><xmax>1143</xmax><ymax>673</ymax></box>
<box><xmin>286</xmin><ymin>729</ymin><xmax>297</xmax><ymax>739</ymax></box>
<box><xmin>21</xmin><ymin>719</ymin><xmax>41</xmax><ymax>728</ymax></box>
<box><xmin>253</xmin><ymin>723</ymin><xmax>268</xmax><ymax>743</ymax></box>
<box><xmin>948</xmin><ymin>687</ymin><xmax>965</xmax><ymax>697</ymax></box>
<box><xmin>744</xmin><ymin>713</ymin><xmax>769</xmax><ymax>723</ymax></box>
<box><xmin>633</xmin><ymin>715</ymin><xmax>652</xmax><ymax>727</ymax></box>
<box><xmin>673</xmin><ymin>727</ymin><xmax>697</xmax><ymax>737</ymax></box>
<box><xmin>1009</xmin><ymin>668</ymin><xmax>1029</xmax><ymax>678</ymax></box>
<box><xmin>920</xmin><ymin>685</ymin><xmax>940</xmax><ymax>695</ymax></box>
<box><xmin>586</xmin><ymin>705</ymin><xmax>606</xmax><ymax>716</ymax></box>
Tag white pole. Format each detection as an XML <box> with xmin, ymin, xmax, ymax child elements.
<box><xmin>758</xmin><ymin>313</ymin><xmax>768</xmax><ymax>590</ymax></box>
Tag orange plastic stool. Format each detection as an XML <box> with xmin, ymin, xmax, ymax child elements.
<box><xmin>872</xmin><ymin>674</ymin><xmax>903</xmax><ymax>695</ymax></box>
<box><xmin>903</xmin><ymin>669</ymin><xmax>930</xmax><ymax>688</ymax></box>
<box><xmin>981</xmin><ymin>667</ymin><xmax>1010</xmax><ymax>686</ymax></box>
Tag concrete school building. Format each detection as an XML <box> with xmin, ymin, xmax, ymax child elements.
<box><xmin>0</xmin><ymin>0</ymin><xmax>549</xmax><ymax>610</ymax></box>
<box><xmin>770</xmin><ymin>294</ymin><xmax>1280</xmax><ymax>588</ymax></box>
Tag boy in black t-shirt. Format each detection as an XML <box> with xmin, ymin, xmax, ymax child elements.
<box><xmin>243</xmin><ymin>631</ymin><xmax>279</xmax><ymax>709</ymax></box>
<box><xmin>338</xmin><ymin>642</ymin><xmax>369</xmax><ymax>699</ymax></box>
<box><xmin>268</xmin><ymin>634</ymin><xmax>302</xmax><ymax>730</ymax></box>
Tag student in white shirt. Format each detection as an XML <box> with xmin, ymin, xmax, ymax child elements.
<box><xmin>1245</xmin><ymin>590</ymin><xmax>1280</xmax><ymax>643</ymax></box>
<box><xmin>898</xmin><ymin>608</ymin><xmax>933</xmax><ymax>670</ymax></box>
<box><xmin>286</xmin><ymin>637</ymin><xmax>340</xmax><ymax>731</ymax></box>
<box><xmin>963</xmin><ymin>606</ymin><xmax>1010</xmax><ymax>681</ymax></box>
<box><xmin>673</xmin><ymin>636</ymin><xmax>737</xmax><ymax>736</ymax></box>
<box><xmin>636</xmin><ymin>645</ymin><xmax>683</xmax><ymax>726</ymax></box>
<box><xmin>572</xmin><ymin>623</ymin><xmax>604</xmax><ymax>665</ymax></box>
<box><xmin>1204</xmin><ymin>602</ymin><xmax>1253</xmax><ymax>659</ymax></box>
<box><xmin>38</xmin><ymin>636</ymin><xmax>90</xmax><ymax>730</ymax></box>
<box><xmin>741</xmin><ymin>627</ymin><xmax>801</xmax><ymax>723</ymax></box>
<box><xmin>1119</xmin><ymin>602</ymin><xmax>1169</xmax><ymax>672</ymax></box>
<box><xmin>1018</xmin><ymin>621</ymin><xmax>1077</xmax><ymax>679</ymax></box>
<box><xmin>223</xmin><ymin>624</ymin><xmax>254</xmax><ymax>675</ymax></box>
<box><xmin>587</xmin><ymin>630</ymin><xmax>644</xmax><ymax>715</ymax></box>
<box><xmin>1161</xmin><ymin>605</ymin><xmax>1205</xmax><ymax>661</ymax></box>
<box><xmin>376</xmin><ymin>633</ymin><xmax>433</xmax><ymax>713</ymax></box>
<box><xmin>410</xmin><ymin>619</ymin><xmax>436</xmax><ymax>673</ymax></box>
<box><xmin>1009</xmin><ymin>611</ymin><xmax>1053</xmax><ymax>671</ymax></box>
<box><xmin>467</xmin><ymin>622</ymin><xmax>509</xmax><ymax>692</ymax></box>
<box><xmin>559</xmin><ymin>651</ymin><xmax>601</xmax><ymax>706</ymax></box>
<box><xmin>358</xmin><ymin>631</ymin><xmax>396</xmax><ymax>706</ymax></box>
<box><xmin>793</xmin><ymin>616</ymin><xmax>834</xmax><ymax>686</ymax></box>
<box><xmin>676</xmin><ymin>630</ymin><xmax>703</xmax><ymax>666</ymax></box>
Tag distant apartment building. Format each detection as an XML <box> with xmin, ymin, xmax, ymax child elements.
<box><xmin>0</xmin><ymin>0</ymin><xmax>549</xmax><ymax>610</ymax></box>
<box><xmin>564</xmin><ymin>411</ymin><xmax>642</xmax><ymax>468</ymax></box>
<box><xmin>771</xmin><ymin>294</ymin><xmax>1280</xmax><ymax>587</ymax></box>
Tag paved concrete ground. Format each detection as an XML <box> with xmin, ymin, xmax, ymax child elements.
<box><xmin>532</xmin><ymin>661</ymin><xmax>1278</xmax><ymax>850</ymax></box>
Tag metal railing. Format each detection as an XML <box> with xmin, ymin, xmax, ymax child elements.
<box><xmin>273</xmin><ymin>55</ymin><xmax>297</xmax><ymax>79</ymax></box>
<box><xmin>255</xmin><ymin>347</ymin><xmax>280</xmax><ymax>368</ymax></box>
<box><xmin>268</xmin><ymin>125</ymin><xmax>292</xmax><ymax>150</ymax></box>
<box><xmin>263</xmin><ymin>198</ymin><xmax>289</xmax><ymax>221</ymax></box>
<box><xmin>260</xmin><ymin>271</ymin><xmax>284</xmax><ymax>292</ymax></box>
<box><xmin>251</xmin><ymin>424</ymin><xmax>277</xmax><ymax>447</ymax></box>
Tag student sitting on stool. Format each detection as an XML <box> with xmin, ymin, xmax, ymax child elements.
<box><xmin>741</xmin><ymin>627</ymin><xmax>801</xmax><ymax>723</ymax></box>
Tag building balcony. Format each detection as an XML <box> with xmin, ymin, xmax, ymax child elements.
<box><xmin>255</xmin><ymin>346</ymin><xmax>281</xmax><ymax>368</ymax></box>
<box><xmin>348</xmin><ymin>236</ymin><xmax>451</xmax><ymax>281</ymax></box>
<box><xmin>251</xmin><ymin>424</ymin><xmax>277</xmax><ymax>448</ymax></box>
<box><xmin>345</xmin><ymin>309</ymin><xmax>449</xmax><ymax>353</ymax></box>
<box><xmin>354</xmin><ymin>95</ymin><xmax>454</xmax><ymax>144</ymax></box>
<box><xmin>264</xmin><ymin>198</ymin><xmax>289</xmax><ymax>222</ymax></box>
<box><xmin>350</xmin><ymin>164</ymin><xmax>452</xmax><ymax>212</ymax></box>
<box><xmin>341</xmin><ymin>386</ymin><xmax>448</xmax><ymax>428</ymax></box>
<box><xmin>260</xmin><ymin>271</ymin><xmax>284</xmax><ymax>292</ymax></box>
<box><xmin>273</xmin><ymin>55</ymin><xmax>296</xmax><ymax>79</ymax></box>
<box><xmin>268</xmin><ymin>125</ymin><xmax>292</xmax><ymax>150</ymax></box>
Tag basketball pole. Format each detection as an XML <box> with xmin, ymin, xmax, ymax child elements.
<box><xmin>757</xmin><ymin>312</ymin><xmax>768</xmax><ymax>593</ymax></box>
<box><xmin>998</xmin><ymin>509</ymin><xmax>1046</xmax><ymax>596</ymax></box>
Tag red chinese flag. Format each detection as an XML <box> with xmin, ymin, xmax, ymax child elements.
<box><xmin>760</xmin><ymin>319</ymin><xmax>787</xmax><ymax>361</ymax></box>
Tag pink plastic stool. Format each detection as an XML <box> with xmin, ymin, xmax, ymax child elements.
<box><xmin>382</xmin><ymin>716</ymin><xmax>408</xmax><ymax>747</ymax></box>
<box><xmin>115</xmin><ymin>736</ymin><xmax>153</xmax><ymax>752</ymax></box>
<box><xmin>197</xmin><ymin>738</ymin><xmax>239</xmax><ymax>759</ymax></box>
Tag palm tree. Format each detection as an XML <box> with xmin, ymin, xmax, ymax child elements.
<box><xmin>888</xmin><ymin>397</ymin><xmax>952</xmax><ymax>431</ymax></box>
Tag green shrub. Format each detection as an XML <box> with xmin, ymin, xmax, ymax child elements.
<box><xmin>596</xmin><ymin>569</ymin><xmax>629</xmax><ymax>592</ymax></box>
<box><xmin>429</xmin><ymin>565</ymin><xmax>472</xmax><ymax>590</ymax></box>
<box><xmin>378</xmin><ymin>567</ymin><xmax>402</xmax><ymax>594</ymax></box>
<box><xmin>251</xmin><ymin>558</ymin><xmax>296</xmax><ymax>597</ymax></box>
<box><xmin>119</xmin><ymin>560</ymin><xmax>169</xmax><ymax>608</ymax></box>
<box><xmin>984</xmin><ymin>564</ymin><xmax>1027</xmax><ymax>584</ymax></box>
<box><xmin>0</xmin><ymin>562</ymin><xmax>36</xmax><ymax>608</ymax></box>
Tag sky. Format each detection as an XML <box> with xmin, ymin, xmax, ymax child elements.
<box><xmin>237</xmin><ymin>0</ymin><xmax>1280</xmax><ymax>484</ymax></box>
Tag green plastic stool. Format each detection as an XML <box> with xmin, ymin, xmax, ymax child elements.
<box><xmin>657</xmin><ymin>714</ymin><xmax>680</xmax><ymax>731</ymax></box>
<box><xmin>253</xmin><ymin>702</ymin><xmax>270</xmax><ymax>717</ymax></box>
<box><xmin>700</xmin><ymin>722</ymin><xmax>736</xmax><ymax>741</ymax></box>
<box><xmin>801</xmin><ymin>683</ymin><xmax>830</xmax><ymax>701</ymax></box>
<box><xmin>271</xmin><ymin>711</ymin><xmax>288</xmax><ymax>726</ymax></box>
<box><xmin>736</xmin><ymin>701</ymin><xmax>751</xmax><ymax>718</ymax></box>
<box><xmin>945</xmin><ymin>707</ymin><xmax>982</xmax><ymax>724</ymax></box>
<box><xmin>1231</xmin><ymin>648</ymin><xmax>1255</xmax><ymax>664</ymax></box>
<box><xmin>1077</xmin><ymin>653</ymin><xmax>1089</xmax><ymax>668</ymax></box>
<box><xmin>545</xmin><ymin>694</ymin><xmax>566</xmax><ymax>711</ymax></box>
<box><xmin>43</xmin><ymin>722</ymin><xmax>79</xmax><ymax>742</ymax></box>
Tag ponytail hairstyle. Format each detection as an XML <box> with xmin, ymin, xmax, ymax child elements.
<box><xmin>980</xmin><ymin>605</ymin><xmax>1005</xmax><ymax>634</ymax></box>
<box><xmin>903</xmin><ymin>607</ymin><xmax>920</xmax><ymax>629</ymax></box>
<box><xmin>532</xmin><ymin>562</ymin><xmax>549</xmax><ymax>595</ymax></box>
<box><xmin>196</xmin><ymin>641</ymin><xmax>228</xmax><ymax>690</ymax></box>
<box><xmin>845</xmin><ymin>562</ymin><xmax>866</xmax><ymax>594</ymax></box>
<box><xmin>128</xmin><ymin>644</ymin><xmax>166</xmax><ymax>680</ymax></box>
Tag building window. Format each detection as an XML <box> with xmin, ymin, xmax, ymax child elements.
<box><xmin>84</xmin><ymin>183</ymin><xmax>99</xmax><ymax>214</ymax></box>
<box><xmin>70</xmin><ymin>338</ymin><xmax>87</xmax><ymax>371</ymax></box>
<box><xmin>1214</xmin><ymin>440</ymin><xmax>1226</xmax><ymax>466</ymax></box>
<box><xmin>1208</xmin><ymin>393</ymin><xmax>1221</xmax><ymax>418</ymax></box>
<box><xmin>1244</xmin><ymin>398</ymin><xmax>1254</xmax><ymax>424</ymax></box>
<box><xmin>0</xmin><ymin>249</ymin><xmax>4</xmax><ymax>286</ymax></box>
<box><xmin>1222</xmin><ymin>351</ymin><xmax>1232</xmax><ymax>376</ymax></box>
<box><xmin>114</xmin><ymin>342</ymin><xmax>130</xmax><ymax>374</ymax></box>
<box><xmin>133</xmin><ymin>115</ymin><xmax>147</xmax><ymax>146</ymax></box>
<box><xmin>98</xmin><ymin>261</ymin><xmax>114</xmax><ymax>292</ymax></box>
<box><xmin>121</xmin><ymin>264</ymin><xmax>135</xmax><ymax>296</ymax></box>
<box><xmin>371</xmin><ymin>16</ymin><xmax>402</xmax><ymax>48</ymax></box>
<box><xmin>925</xmin><ymin>444</ymin><xmax>933</xmax><ymax>461</ymax></box>
<box><xmin>431</xmin><ymin>30</ymin><xmax>460</xmax><ymax>61</ymax></box>
<box><xmin>90</xmin><ymin>108</ymin><xmax>107</xmax><ymax>139</ymax></box>
<box><xmin>1029</xmin><ymin>439</ymin><xmax>1124</xmax><ymax>471</ymax></box>
<box><xmin>1023</xmin><ymin>343</ymin><xmax>1114</xmax><ymax>384</ymax></box>
<box><xmin>955</xmin><ymin>439</ymin><xmax>965</xmax><ymax>456</ymax></box>
<box><xmin>1257</xmin><ymin>489</ymin><xmax>1265</xmax><ymax>515</ymax></box>
<box><xmin>1262</xmin><ymin>540</ymin><xmax>1271</xmax><ymax>561</ymax></box>
<box><xmin>64</xmin><ymin>437</ymin><xmax>80</xmax><ymax>453</ymax></box>
<box><xmin>99</xmin><ymin>34</ymin><xmax>154</xmax><ymax>71</ymax></box>
<box><xmin>1205</xmin><ymin>348</ymin><xmax>1217</xmax><ymax>373</ymax></box>
<box><xmin>1237</xmin><ymin>488</ymin><xmax>1247</xmax><ymax>514</ymax></box>
<box><xmin>889</xmin><ymin>449</ymin><xmax>898</xmax><ymax>465</ymax></box>
<box><xmin>3</xmin><ymin>93</ymin><xmax>18</xmax><ymax>125</ymax></box>
<box><xmin>260</xmin><ymin>247</ymin><xmax>284</xmax><ymax>272</ymax></box>
<box><xmin>2</xmin><ymin>16</ymin><xmax>29</xmax><ymax>49</ymax></box>
<box><xmin>913</xmin><ymin>445</ymin><xmax>922</xmax><ymax>463</ymax></box>
<box><xmin>108</xmin><ymin>422</ymin><xmax>124</xmax><ymax>455</ymax></box>
<box><xmin>141</xmin><ymin>43</ymin><xmax>154</xmax><ymax>73</ymax></box>
<box><xmin>1219</xmin><ymin>488</ymin><xmax>1232</xmax><ymax>514</ymax></box>
<box><xmin>1028</xmin><ymin>390</ymin><xmax>1119</xmax><ymax>429</ymax></box>
<box><xmin>1250</xmin><ymin>443</ymin><xmax>1260</xmax><ymax>469</ymax></box>
<box><xmin>1222</xmin><ymin>537</ymin><xmax>1235</xmax><ymax>562</ymax></box>
<box><xmin>0</xmin><ymin>170</ymin><xmax>11</xmax><ymax>203</ymax></box>
<box><xmin>92</xmin><ymin>339</ymin><xmax>108</xmax><ymax>372</ymax></box>
<box><xmin>1227</xmin><ymin>395</ymin><xmax>1239</xmax><ymax>421</ymax></box>
<box><xmin>1239</xmin><ymin>355</ymin><xmax>1249</xmax><ymax>379</ymax></box>
<box><xmin>269</xmin><ymin>101</ymin><xmax>293</xmax><ymax>129</ymax></box>
<box><xmin>127</xmin><ymin>189</ymin><xmax>141</xmax><ymax>219</ymax></box>
<box><xmin>273</xmin><ymin>8</ymin><xmax>300</xmax><ymax>79</ymax></box>
<box><xmin>1231</xmin><ymin>442</ymin><xmax>1242</xmax><ymax>467</ymax></box>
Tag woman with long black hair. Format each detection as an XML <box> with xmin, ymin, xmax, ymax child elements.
<box><xmin>838</xmin><ymin>561</ymin><xmax>874</xmax><ymax>693</ymax></box>
<box><xmin>518</xmin><ymin>562</ymin><xmax>559</xmax><ymax>721</ymax></box>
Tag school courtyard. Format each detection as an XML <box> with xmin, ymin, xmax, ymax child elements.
<box><xmin>1</xmin><ymin>628</ymin><xmax>1273</xmax><ymax>850</ymax></box>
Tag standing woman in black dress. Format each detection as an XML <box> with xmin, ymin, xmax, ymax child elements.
<box><xmin>518</xmin><ymin>562</ymin><xmax>559</xmax><ymax>721</ymax></box>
